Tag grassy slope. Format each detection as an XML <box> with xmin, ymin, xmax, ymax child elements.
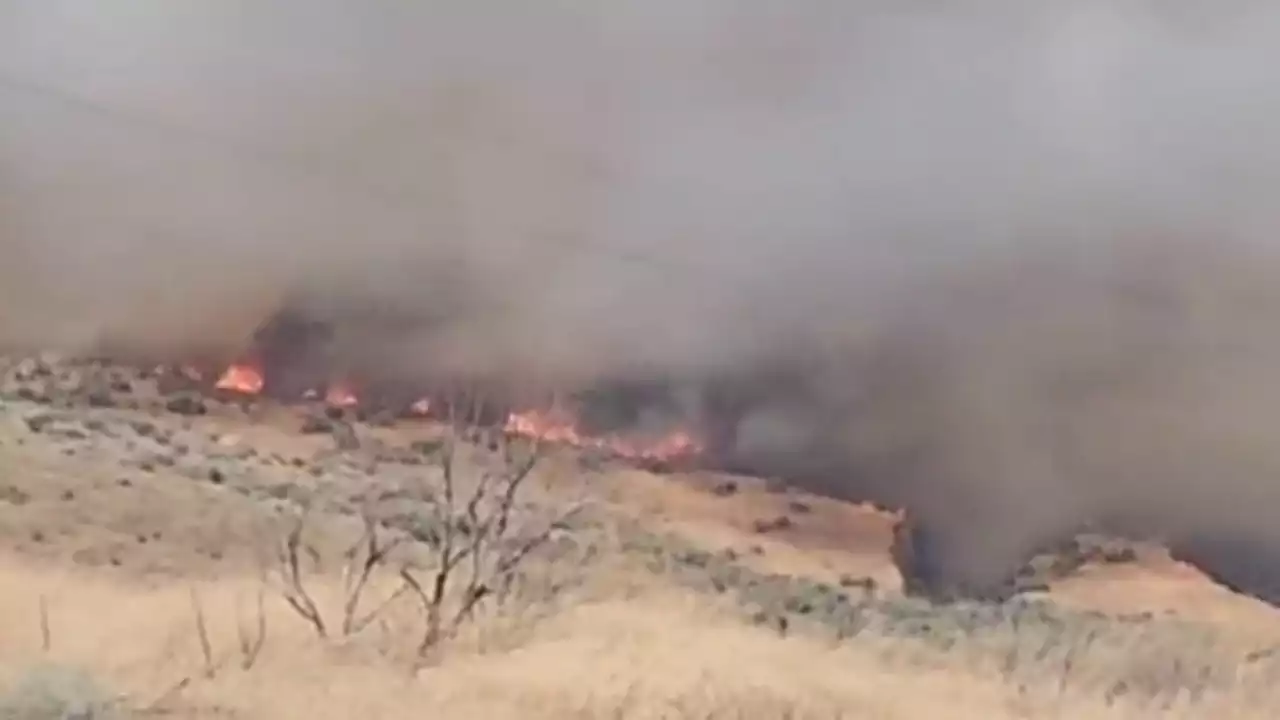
<box><xmin>0</xmin><ymin>404</ymin><xmax>1277</xmax><ymax>718</ymax></box>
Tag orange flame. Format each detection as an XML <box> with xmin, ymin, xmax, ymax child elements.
<box><xmin>208</xmin><ymin>362</ymin><xmax>699</xmax><ymax>460</ymax></box>
<box><xmin>324</xmin><ymin>380</ymin><xmax>359</xmax><ymax>408</ymax></box>
<box><xmin>215</xmin><ymin>362</ymin><xmax>265</xmax><ymax>395</ymax></box>
<box><xmin>503</xmin><ymin>408</ymin><xmax>702</xmax><ymax>461</ymax></box>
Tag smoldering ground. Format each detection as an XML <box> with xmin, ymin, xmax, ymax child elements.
<box><xmin>6</xmin><ymin>1</ymin><xmax>1280</xmax><ymax>595</ymax></box>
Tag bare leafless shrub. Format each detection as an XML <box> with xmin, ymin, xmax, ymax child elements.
<box><xmin>271</xmin><ymin>395</ymin><xmax>590</xmax><ymax>666</ymax></box>
<box><xmin>398</xmin><ymin>431</ymin><xmax>587</xmax><ymax>662</ymax></box>
<box><xmin>271</xmin><ymin>501</ymin><xmax>405</xmax><ymax>641</ymax></box>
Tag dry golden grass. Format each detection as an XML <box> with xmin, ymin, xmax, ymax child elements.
<box><xmin>0</xmin><ymin>556</ymin><xmax>1275</xmax><ymax>720</ymax></box>
<box><xmin>0</xmin><ymin>414</ymin><xmax>1277</xmax><ymax>719</ymax></box>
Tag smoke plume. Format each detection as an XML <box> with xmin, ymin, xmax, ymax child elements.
<box><xmin>6</xmin><ymin>0</ymin><xmax>1280</xmax><ymax>590</ymax></box>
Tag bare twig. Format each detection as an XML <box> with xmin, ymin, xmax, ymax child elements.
<box><xmin>38</xmin><ymin>594</ymin><xmax>50</xmax><ymax>653</ymax></box>
<box><xmin>397</xmin><ymin>418</ymin><xmax>582</xmax><ymax>659</ymax></box>
<box><xmin>237</xmin><ymin>586</ymin><xmax>268</xmax><ymax>670</ymax></box>
<box><xmin>264</xmin><ymin>397</ymin><xmax>580</xmax><ymax>665</ymax></box>
<box><xmin>341</xmin><ymin>510</ymin><xmax>405</xmax><ymax>636</ymax></box>
<box><xmin>189</xmin><ymin>589</ymin><xmax>215</xmax><ymax>678</ymax></box>
<box><xmin>277</xmin><ymin>509</ymin><xmax>328</xmax><ymax>638</ymax></box>
<box><xmin>142</xmin><ymin>590</ymin><xmax>236</xmax><ymax>713</ymax></box>
<box><xmin>346</xmin><ymin>583</ymin><xmax>414</xmax><ymax>636</ymax></box>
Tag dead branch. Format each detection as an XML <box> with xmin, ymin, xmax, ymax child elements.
<box><xmin>237</xmin><ymin>585</ymin><xmax>268</xmax><ymax>670</ymax></box>
<box><xmin>346</xmin><ymin>582</ymin><xmax>414</xmax><ymax>637</ymax></box>
<box><xmin>262</xmin><ymin>391</ymin><xmax>586</xmax><ymax>663</ymax></box>
<box><xmin>397</xmin><ymin>410</ymin><xmax>584</xmax><ymax>660</ymax></box>
<box><xmin>276</xmin><ymin>508</ymin><xmax>328</xmax><ymax>638</ymax></box>
<box><xmin>189</xmin><ymin>589</ymin><xmax>215</xmax><ymax>678</ymax></box>
<box><xmin>272</xmin><ymin>501</ymin><xmax>414</xmax><ymax>640</ymax></box>
<box><xmin>487</xmin><ymin>501</ymin><xmax>588</xmax><ymax>605</ymax></box>
<box><xmin>397</xmin><ymin>568</ymin><xmax>434</xmax><ymax>657</ymax></box>
<box><xmin>38</xmin><ymin>594</ymin><xmax>50</xmax><ymax>653</ymax></box>
<box><xmin>142</xmin><ymin>591</ymin><xmax>238</xmax><ymax>714</ymax></box>
<box><xmin>340</xmin><ymin>509</ymin><xmax>405</xmax><ymax>636</ymax></box>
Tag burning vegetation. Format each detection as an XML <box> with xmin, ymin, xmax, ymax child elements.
<box><xmin>6</xmin><ymin>289</ymin><xmax>1280</xmax><ymax>614</ymax></box>
<box><xmin>187</xmin><ymin>308</ymin><xmax>707</xmax><ymax>467</ymax></box>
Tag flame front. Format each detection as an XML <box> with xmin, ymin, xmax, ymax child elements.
<box><xmin>208</xmin><ymin>361</ymin><xmax>699</xmax><ymax>461</ymax></box>
<box><xmin>215</xmin><ymin>362</ymin><xmax>265</xmax><ymax>395</ymax></box>
<box><xmin>503</xmin><ymin>409</ymin><xmax>702</xmax><ymax>461</ymax></box>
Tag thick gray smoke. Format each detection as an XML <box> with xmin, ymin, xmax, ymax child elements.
<box><xmin>6</xmin><ymin>0</ymin><xmax>1280</xmax><ymax>591</ymax></box>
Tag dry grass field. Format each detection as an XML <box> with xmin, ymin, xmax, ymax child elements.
<box><xmin>0</xmin><ymin>368</ymin><xmax>1278</xmax><ymax>719</ymax></box>
<box><xmin>1</xmin><ymin>554</ymin><xmax>1279</xmax><ymax>720</ymax></box>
